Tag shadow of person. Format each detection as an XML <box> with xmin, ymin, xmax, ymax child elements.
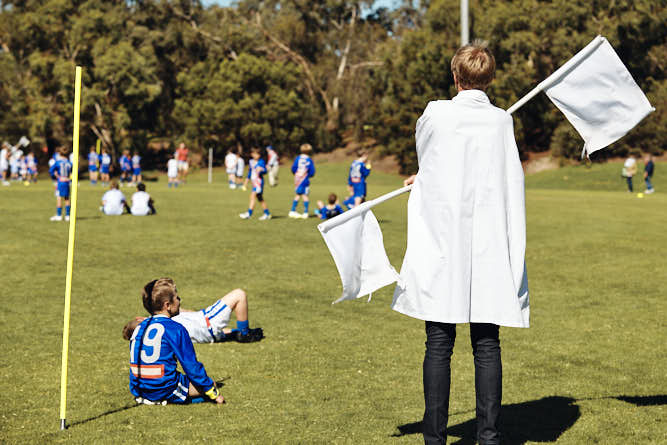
<box><xmin>393</xmin><ymin>396</ymin><xmax>580</xmax><ymax>444</ymax></box>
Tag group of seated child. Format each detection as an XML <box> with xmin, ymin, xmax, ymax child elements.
<box><xmin>101</xmin><ymin>181</ymin><xmax>156</xmax><ymax>216</ymax></box>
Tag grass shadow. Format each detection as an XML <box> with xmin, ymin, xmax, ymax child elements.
<box><xmin>615</xmin><ymin>395</ymin><xmax>667</xmax><ymax>406</ymax></box>
<box><xmin>68</xmin><ymin>403</ymin><xmax>140</xmax><ymax>428</ymax></box>
<box><xmin>393</xmin><ymin>396</ymin><xmax>580</xmax><ymax>444</ymax></box>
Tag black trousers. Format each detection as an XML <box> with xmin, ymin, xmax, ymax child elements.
<box><xmin>423</xmin><ymin>322</ymin><xmax>502</xmax><ymax>445</ymax></box>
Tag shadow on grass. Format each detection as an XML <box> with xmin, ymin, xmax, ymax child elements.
<box><xmin>615</xmin><ymin>395</ymin><xmax>667</xmax><ymax>406</ymax></box>
<box><xmin>393</xmin><ymin>396</ymin><xmax>580</xmax><ymax>444</ymax></box>
<box><xmin>68</xmin><ymin>402</ymin><xmax>141</xmax><ymax>428</ymax></box>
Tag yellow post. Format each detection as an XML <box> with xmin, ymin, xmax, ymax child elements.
<box><xmin>96</xmin><ymin>138</ymin><xmax>100</xmax><ymax>154</ymax></box>
<box><xmin>60</xmin><ymin>66</ymin><xmax>82</xmax><ymax>431</ymax></box>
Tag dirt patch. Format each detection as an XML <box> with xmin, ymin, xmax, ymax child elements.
<box><xmin>522</xmin><ymin>151</ymin><xmax>560</xmax><ymax>175</ymax></box>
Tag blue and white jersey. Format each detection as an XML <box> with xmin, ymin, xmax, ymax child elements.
<box><xmin>319</xmin><ymin>204</ymin><xmax>344</xmax><ymax>220</ymax></box>
<box><xmin>26</xmin><ymin>154</ymin><xmax>37</xmax><ymax>171</ymax></box>
<box><xmin>101</xmin><ymin>153</ymin><xmax>111</xmax><ymax>167</ymax></box>
<box><xmin>132</xmin><ymin>154</ymin><xmax>141</xmax><ymax>169</ymax></box>
<box><xmin>247</xmin><ymin>158</ymin><xmax>267</xmax><ymax>193</ymax></box>
<box><xmin>291</xmin><ymin>154</ymin><xmax>315</xmax><ymax>189</ymax></box>
<box><xmin>88</xmin><ymin>152</ymin><xmax>99</xmax><ymax>168</ymax></box>
<box><xmin>348</xmin><ymin>160</ymin><xmax>370</xmax><ymax>196</ymax></box>
<box><xmin>49</xmin><ymin>158</ymin><xmax>72</xmax><ymax>183</ymax></box>
<box><xmin>120</xmin><ymin>155</ymin><xmax>132</xmax><ymax>171</ymax></box>
<box><xmin>129</xmin><ymin>315</ymin><xmax>215</xmax><ymax>401</ymax></box>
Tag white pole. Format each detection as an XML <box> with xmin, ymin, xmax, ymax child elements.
<box><xmin>208</xmin><ymin>148</ymin><xmax>212</xmax><ymax>184</ymax></box>
<box><xmin>461</xmin><ymin>0</ymin><xmax>469</xmax><ymax>46</ymax></box>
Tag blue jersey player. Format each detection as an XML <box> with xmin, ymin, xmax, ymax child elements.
<box><xmin>131</xmin><ymin>151</ymin><xmax>142</xmax><ymax>184</ymax></box>
<box><xmin>315</xmin><ymin>193</ymin><xmax>344</xmax><ymax>220</ymax></box>
<box><xmin>344</xmin><ymin>150</ymin><xmax>371</xmax><ymax>209</ymax></box>
<box><xmin>100</xmin><ymin>148</ymin><xmax>111</xmax><ymax>185</ymax></box>
<box><xmin>88</xmin><ymin>146</ymin><xmax>99</xmax><ymax>185</ymax></box>
<box><xmin>119</xmin><ymin>150</ymin><xmax>132</xmax><ymax>186</ymax></box>
<box><xmin>49</xmin><ymin>147</ymin><xmax>73</xmax><ymax>221</ymax></box>
<box><xmin>129</xmin><ymin>278</ymin><xmax>225</xmax><ymax>405</ymax></box>
<box><xmin>289</xmin><ymin>143</ymin><xmax>316</xmax><ymax>219</ymax></box>
<box><xmin>239</xmin><ymin>147</ymin><xmax>271</xmax><ymax>220</ymax></box>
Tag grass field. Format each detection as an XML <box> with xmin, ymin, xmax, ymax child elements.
<box><xmin>1</xmin><ymin>160</ymin><xmax>665</xmax><ymax>444</ymax></box>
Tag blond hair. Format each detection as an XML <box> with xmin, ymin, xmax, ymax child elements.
<box><xmin>141</xmin><ymin>278</ymin><xmax>177</xmax><ymax>314</ymax></box>
<box><xmin>300</xmin><ymin>143</ymin><xmax>312</xmax><ymax>154</ymax></box>
<box><xmin>451</xmin><ymin>40</ymin><xmax>496</xmax><ymax>91</ymax></box>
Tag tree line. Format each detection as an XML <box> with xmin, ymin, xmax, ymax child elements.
<box><xmin>0</xmin><ymin>0</ymin><xmax>664</xmax><ymax>171</ymax></box>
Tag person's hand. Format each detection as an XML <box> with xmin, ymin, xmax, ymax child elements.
<box><xmin>215</xmin><ymin>394</ymin><xmax>225</xmax><ymax>404</ymax></box>
<box><xmin>403</xmin><ymin>175</ymin><xmax>416</xmax><ymax>186</ymax></box>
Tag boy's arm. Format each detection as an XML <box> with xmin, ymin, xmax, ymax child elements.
<box><xmin>291</xmin><ymin>157</ymin><xmax>298</xmax><ymax>174</ymax></box>
<box><xmin>170</xmin><ymin>324</ymin><xmax>218</xmax><ymax>400</ymax></box>
<box><xmin>309</xmin><ymin>160</ymin><xmax>315</xmax><ymax>177</ymax></box>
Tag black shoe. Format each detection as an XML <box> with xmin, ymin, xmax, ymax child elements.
<box><xmin>234</xmin><ymin>328</ymin><xmax>264</xmax><ymax>343</ymax></box>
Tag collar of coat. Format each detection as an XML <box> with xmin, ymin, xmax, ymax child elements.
<box><xmin>452</xmin><ymin>89</ymin><xmax>490</xmax><ymax>105</ymax></box>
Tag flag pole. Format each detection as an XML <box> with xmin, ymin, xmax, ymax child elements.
<box><xmin>60</xmin><ymin>65</ymin><xmax>82</xmax><ymax>431</ymax></box>
<box><xmin>208</xmin><ymin>148</ymin><xmax>213</xmax><ymax>184</ymax></box>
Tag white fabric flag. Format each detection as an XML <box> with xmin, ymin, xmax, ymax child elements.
<box><xmin>543</xmin><ymin>36</ymin><xmax>654</xmax><ymax>157</ymax></box>
<box><xmin>318</xmin><ymin>190</ymin><xmax>407</xmax><ymax>304</ymax></box>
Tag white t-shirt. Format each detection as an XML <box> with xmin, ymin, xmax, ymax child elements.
<box><xmin>0</xmin><ymin>148</ymin><xmax>8</xmax><ymax>169</ymax></box>
<box><xmin>624</xmin><ymin>157</ymin><xmax>636</xmax><ymax>168</ymax></box>
<box><xmin>225</xmin><ymin>153</ymin><xmax>238</xmax><ymax>172</ymax></box>
<box><xmin>236</xmin><ymin>157</ymin><xmax>245</xmax><ymax>177</ymax></box>
<box><xmin>131</xmin><ymin>191</ymin><xmax>151</xmax><ymax>216</ymax></box>
<box><xmin>102</xmin><ymin>189</ymin><xmax>126</xmax><ymax>215</ymax></box>
<box><xmin>167</xmin><ymin>159</ymin><xmax>178</xmax><ymax>178</ymax></box>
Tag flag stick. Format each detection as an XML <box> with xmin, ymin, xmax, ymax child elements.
<box><xmin>208</xmin><ymin>148</ymin><xmax>213</xmax><ymax>184</ymax></box>
<box><xmin>60</xmin><ymin>65</ymin><xmax>82</xmax><ymax>431</ymax></box>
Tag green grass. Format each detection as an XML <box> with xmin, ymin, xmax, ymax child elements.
<box><xmin>1</xmin><ymin>160</ymin><xmax>665</xmax><ymax>444</ymax></box>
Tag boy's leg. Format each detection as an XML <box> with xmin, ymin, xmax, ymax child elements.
<box><xmin>470</xmin><ymin>323</ymin><xmax>502</xmax><ymax>445</ymax></box>
<box><xmin>303</xmin><ymin>194</ymin><xmax>309</xmax><ymax>214</ymax></box>
<box><xmin>423</xmin><ymin>322</ymin><xmax>456</xmax><ymax>445</ymax></box>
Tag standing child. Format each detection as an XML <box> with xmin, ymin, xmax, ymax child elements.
<box><xmin>132</xmin><ymin>151</ymin><xmax>142</xmax><ymax>185</ymax></box>
<box><xmin>48</xmin><ymin>147</ymin><xmax>72</xmax><ymax>221</ymax></box>
<box><xmin>344</xmin><ymin>150</ymin><xmax>371</xmax><ymax>209</ymax></box>
<box><xmin>0</xmin><ymin>143</ymin><xmax>9</xmax><ymax>185</ymax></box>
<box><xmin>289</xmin><ymin>143</ymin><xmax>316</xmax><ymax>219</ymax></box>
<box><xmin>643</xmin><ymin>153</ymin><xmax>655</xmax><ymax>194</ymax></box>
<box><xmin>239</xmin><ymin>147</ymin><xmax>271</xmax><ymax>220</ymax></box>
<box><xmin>88</xmin><ymin>146</ymin><xmax>99</xmax><ymax>185</ymax></box>
<box><xmin>224</xmin><ymin>148</ymin><xmax>238</xmax><ymax>189</ymax></box>
<box><xmin>19</xmin><ymin>154</ymin><xmax>28</xmax><ymax>183</ymax></box>
<box><xmin>100</xmin><ymin>148</ymin><xmax>111</xmax><ymax>186</ymax></box>
<box><xmin>267</xmin><ymin>144</ymin><xmax>279</xmax><ymax>186</ymax></box>
<box><xmin>176</xmin><ymin>142</ymin><xmax>189</xmax><ymax>183</ymax></box>
<box><xmin>26</xmin><ymin>151</ymin><xmax>37</xmax><ymax>183</ymax></box>
<box><xmin>167</xmin><ymin>154</ymin><xmax>179</xmax><ymax>187</ymax></box>
<box><xmin>235</xmin><ymin>149</ymin><xmax>245</xmax><ymax>190</ymax></box>
<box><xmin>119</xmin><ymin>150</ymin><xmax>132</xmax><ymax>186</ymax></box>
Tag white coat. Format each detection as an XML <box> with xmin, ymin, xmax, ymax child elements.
<box><xmin>392</xmin><ymin>90</ymin><xmax>529</xmax><ymax>328</ymax></box>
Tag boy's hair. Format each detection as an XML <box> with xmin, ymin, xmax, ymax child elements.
<box><xmin>356</xmin><ymin>149</ymin><xmax>367</xmax><ymax>158</ymax></box>
<box><xmin>137</xmin><ymin>182</ymin><xmax>146</xmax><ymax>192</ymax></box>
<box><xmin>328</xmin><ymin>193</ymin><xmax>337</xmax><ymax>205</ymax></box>
<box><xmin>451</xmin><ymin>40</ymin><xmax>496</xmax><ymax>91</ymax></box>
<box><xmin>122</xmin><ymin>317</ymin><xmax>144</xmax><ymax>340</ymax></box>
<box><xmin>58</xmin><ymin>146</ymin><xmax>69</xmax><ymax>155</ymax></box>
<box><xmin>300</xmin><ymin>143</ymin><xmax>312</xmax><ymax>154</ymax></box>
<box><xmin>90</xmin><ymin>146</ymin><xmax>95</xmax><ymax>151</ymax></box>
<box><xmin>250</xmin><ymin>147</ymin><xmax>261</xmax><ymax>155</ymax></box>
<box><xmin>142</xmin><ymin>278</ymin><xmax>177</xmax><ymax>314</ymax></box>
<box><xmin>110</xmin><ymin>180</ymin><xmax>119</xmax><ymax>189</ymax></box>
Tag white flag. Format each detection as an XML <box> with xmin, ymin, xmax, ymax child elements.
<box><xmin>543</xmin><ymin>36</ymin><xmax>654</xmax><ymax>157</ymax></box>
<box><xmin>318</xmin><ymin>198</ymin><xmax>404</xmax><ymax>304</ymax></box>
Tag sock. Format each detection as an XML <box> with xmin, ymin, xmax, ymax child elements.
<box><xmin>57</xmin><ymin>207</ymin><xmax>62</xmax><ymax>216</ymax></box>
<box><xmin>91</xmin><ymin>180</ymin><xmax>96</xmax><ymax>185</ymax></box>
<box><xmin>291</xmin><ymin>200</ymin><xmax>298</xmax><ymax>211</ymax></box>
<box><xmin>304</xmin><ymin>201</ymin><xmax>309</xmax><ymax>213</ymax></box>
<box><xmin>175</xmin><ymin>182</ymin><xmax>178</xmax><ymax>187</ymax></box>
<box><xmin>66</xmin><ymin>205</ymin><xmax>71</xmax><ymax>216</ymax></box>
<box><xmin>264</xmin><ymin>209</ymin><xmax>270</xmax><ymax>215</ymax></box>
<box><xmin>168</xmin><ymin>182</ymin><xmax>172</xmax><ymax>188</ymax></box>
<box><xmin>248</xmin><ymin>208</ymin><xmax>253</xmax><ymax>216</ymax></box>
<box><xmin>236</xmin><ymin>320</ymin><xmax>249</xmax><ymax>335</ymax></box>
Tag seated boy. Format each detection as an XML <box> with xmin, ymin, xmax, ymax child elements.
<box><xmin>315</xmin><ymin>193</ymin><xmax>344</xmax><ymax>220</ymax></box>
<box><xmin>128</xmin><ymin>278</ymin><xmax>224</xmax><ymax>404</ymax></box>
<box><xmin>130</xmin><ymin>182</ymin><xmax>156</xmax><ymax>216</ymax></box>
<box><xmin>101</xmin><ymin>181</ymin><xmax>129</xmax><ymax>215</ymax></box>
<box><xmin>123</xmin><ymin>288</ymin><xmax>263</xmax><ymax>344</ymax></box>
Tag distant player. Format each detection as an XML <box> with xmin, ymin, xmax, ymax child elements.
<box><xmin>131</xmin><ymin>151</ymin><xmax>142</xmax><ymax>185</ymax></box>
<box><xmin>167</xmin><ymin>154</ymin><xmax>179</xmax><ymax>187</ymax></box>
<box><xmin>225</xmin><ymin>148</ymin><xmax>238</xmax><ymax>189</ymax></box>
<box><xmin>119</xmin><ymin>150</ymin><xmax>132</xmax><ymax>186</ymax></box>
<box><xmin>0</xmin><ymin>142</ymin><xmax>9</xmax><ymax>185</ymax></box>
<box><xmin>18</xmin><ymin>154</ymin><xmax>27</xmax><ymax>182</ymax></box>
<box><xmin>101</xmin><ymin>181</ymin><xmax>128</xmax><ymax>215</ymax></box>
<box><xmin>88</xmin><ymin>146</ymin><xmax>99</xmax><ymax>185</ymax></box>
<box><xmin>122</xmin><ymin>288</ymin><xmax>263</xmax><ymax>344</ymax></box>
<box><xmin>239</xmin><ymin>147</ymin><xmax>271</xmax><ymax>220</ymax></box>
<box><xmin>176</xmin><ymin>142</ymin><xmax>189</xmax><ymax>183</ymax></box>
<box><xmin>344</xmin><ymin>150</ymin><xmax>371</xmax><ymax>209</ymax></box>
<box><xmin>128</xmin><ymin>278</ymin><xmax>224</xmax><ymax>405</ymax></box>
<box><xmin>9</xmin><ymin>145</ymin><xmax>22</xmax><ymax>181</ymax></box>
<box><xmin>289</xmin><ymin>143</ymin><xmax>316</xmax><ymax>219</ymax></box>
<box><xmin>130</xmin><ymin>182</ymin><xmax>156</xmax><ymax>216</ymax></box>
<box><xmin>100</xmin><ymin>148</ymin><xmax>112</xmax><ymax>185</ymax></box>
<box><xmin>48</xmin><ymin>147</ymin><xmax>72</xmax><ymax>221</ymax></box>
<box><xmin>25</xmin><ymin>151</ymin><xmax>38</xmax><ymax>183</ymax></box>
<box><xmin>235</xmin><ymin>149</ymin><xmax>245</xmax><ymax>189</ymax></box>
<box><xmin>267</xmin><ymin>144</ymin><xmax>279</xmax><ymax>187</ymax></box>
<box><xmin>315</xmin><ymin>193</ymin><xmax>344</xmax><ymax>220</ymax></box>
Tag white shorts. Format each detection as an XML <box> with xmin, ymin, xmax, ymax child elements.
<box><xmin>173</xmin><ymin>299</ymin><xmax>232</xmax><ymax>343</ymax></box>
<box><xmin>226</xmin><ymin>168</ymin><xmax>236</xmax><ymax>174</ymax></box>
<box><xmin>0</xmin><ymin>161</ymin><xmax>7</xmax><ymax>172</ymax></box>
<box><xmin>178</xmin><ymin>160</ymin><xmax>189</xmax><ymax>171</ymax></box>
